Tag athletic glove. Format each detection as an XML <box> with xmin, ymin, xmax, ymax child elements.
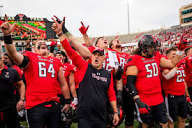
<box><xmin>79</xmin><ymin>21</ymin><xmax>89</xmax><ymax>35</ymax></box>
<box><xmin>54</xmin><ymin>15</ymin><xmax>69</xmax><ymax>34</ymax></box>
<box><xmin>135</xmin><ymin>98</ymin><xmax>150</xmax><ymax>114</ymax></box>
<box><xmin>70</xmin><ymin>98</ymin><xmax>78</xmax><ymax>110</ymax></box>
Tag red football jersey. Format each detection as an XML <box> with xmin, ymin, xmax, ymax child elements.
<box><xmin>12</xmin><ymin>65</ymin><xmax>23</xmax><ymax>79</ymax></box>
<box><xmin>23</xmin><ymin>51</ymin><xmax>62</xmax><ymax>109</ymax></box>
<box><xmin>116</xmin><ymin>52</ymin><xmax>129</xmax><ymax>85</ymax></box>
<box><xmin>117</xmin><ymin>52</ymin><xmax>129</xmax><ymax>68</ymax></box>
<box><xmin>184</xmin><ymin>56</ymin><xmax>192</xmax><ymax>87</ymax></box>
<box><xmin>63</xmin><ymin>63</ymin><xmax>76</xmax><ymax>83</ymax></box>
<box><xmin>103</xmin><ymin>49</ymin><xmax>120</xmax><ymax>72</ymax></box>
<box><xmin>56</xmin><ymin>63</ymin><xmax>76</xmax><ymax>94</ymax></box>
<box><xmin>126</xmin><ymin>54</ymin><xmax>163</xmax><ymax>106</ymax></box>
<box><xmin>162</xmin><ymin>66</ymin><xmax>186</xmax><ymax>96</ymax></box>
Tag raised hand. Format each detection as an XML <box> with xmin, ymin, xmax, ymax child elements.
<box><xmin>53</xmin><ymin>15</ymin><xmax>69</xmax><ymax>34</ymax></box>
<box><xmin>0</xmin><ymin>14</ymin><xmax>16</xmax><ymax>36</ymax></box>
<box><xmin>79</xmin><ymin>21</ymin><xmax>89</xmax><ymax>35</ymax></box>
<box><xmin>51</xmin><ymin>16</ymin><xmax>64</xmax><ymax>36</ymax></box>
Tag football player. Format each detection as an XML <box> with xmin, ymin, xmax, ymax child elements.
<box><xmin>1</xmin><ymin>15</ymin><xmax>71</xmax><ymax>128</ymax></box>
<box><xmin>125</xmin><ymin>35</ymin><xmax>182</xmax><ymax>128</ymax></box>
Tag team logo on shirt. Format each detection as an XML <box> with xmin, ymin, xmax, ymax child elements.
<box><xmin>92</xmin><ymin>73</ymin><xmax>107</xmax><ymax>82</ymax></box>
<box><xmin>5</xmin><ymin>72</ymin><xmax>9</xmax><ymax>78</ymax></box>
<box><xmin>143</xmin><ymin>59</ymin><xmax>155</xmax><ymax>63</ymax></box>
<box><xmin>38</xmin><ymin>56</ymin><xmax>53</xmax><ymax>63</ymax></box>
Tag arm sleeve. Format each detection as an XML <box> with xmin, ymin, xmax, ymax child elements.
<box><xmin>162</xmin><ymin>68</ymin><xmax>177</xmax><ymax>80</ymax></box>
<box><xmin>61</xmin><ymin>39</ymin><xmax>88</xmax><ymax>70</ymax></box>
<box><xmin>126</xmin><ymin>75</ymin><xmax>138</xmax><ymax>97</ymax></box>
<box><xmin>19</xmin><ymin>51</ymin><xmax>30</xmax><ymax>69</ymax></box>
<box><xmin>107</xmin><ymin>72</ymin><xmax>116</xmax><ymax>102</ymax></box>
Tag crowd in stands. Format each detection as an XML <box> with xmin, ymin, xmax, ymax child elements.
<box><xmin>1</xmin><ymin>14</ymin><xmax>192</xmax><ymax>128</ymax></box>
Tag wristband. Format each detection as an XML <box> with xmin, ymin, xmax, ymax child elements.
<box><xmin>114</xmin><ymin>111</ymin><xmax>118</xmax><ymax>114</ymax></box>
<box><xmin>19</xmin><ymin>98</ymin><xmax>25</xmax><ymax>102</ymax></box>
<box><xmin>57</xmin><ymin>32</ymin><xmax>63</xmax><ymax>37</ymax></box>
<box><xmin>65</xmin><ymin>99</ymin><xmax>71</xmax><ymax>104</ymax></box>
<box><xmin>62</xmin><ymin>25</ymin><xmax>69</xmax><ymax>34</ymax></box>
<box><xmin>4</xmin><ymin>35</ymin><xmax>13</xmax><ymax>44</ymax></box>
<box><xmin>73</xmin><ymin>97</ymin><xmax>78</xmax><ymax>102</ymax></box>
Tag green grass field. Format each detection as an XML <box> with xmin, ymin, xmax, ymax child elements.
<box><xmin>21</xmin><ymin>121</ymin><xmax>140</xmax><ymax>128</ymax></box>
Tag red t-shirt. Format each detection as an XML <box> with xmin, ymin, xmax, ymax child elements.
<box><xmin>23</xmin><ymin>51</ymin><xmax>62</xmax><ymax>109</ymax></box>
<box><xmin>126</xmin><ymin>54</ymin><xmax>163</xmax><ymax>106</ymax></box>
<box><xmin>162</xmin><ymin>66</ymin><xmax>186</xmax><ymax>96</ymax></box>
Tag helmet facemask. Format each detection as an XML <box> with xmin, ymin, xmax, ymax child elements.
<box><xmin>138</xmin><ymin>35</ymin><xmax>156</xmax><ymax>58</ymax></box>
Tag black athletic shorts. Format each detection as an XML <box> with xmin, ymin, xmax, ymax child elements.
<box><xmin>165</xmin><ymin>94</ymin><xmax>188</xmax><ymax>122</ymax></box>
<box><xmin>26</xmin><ymin>101</ymin><xmax>61</xmax><ymax>128</ymax></box>
<box><xmin>188</xmin><ymin>87</ymin><xmax>192</xmax><ymax>101</ymax></box>
<box><xmin>78</xmin><ymin>118</ymin><xmax>106</xmax><ymax>128</ymax></box>
<box><xmin>122</xmin><ymin>88</ymin><xmax>135</xmax><ymax>126</ymax></box>
<box><xmin>136</xmin><ymin>102</ymin><xmax>168</xmax><ymax>125</ymax></box>
<box><xmin>0</xmin><ymin>106</ymin><xmax>17</xmax><ymax>128</ymax></box>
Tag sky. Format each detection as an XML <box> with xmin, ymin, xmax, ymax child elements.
<box><xmin>0</xmin><ymin>0</ymin><xmax>191</xmax><ymax>37</ymax></box>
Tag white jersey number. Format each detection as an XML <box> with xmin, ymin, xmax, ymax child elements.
<box><xmin>38</xmin><ymin>62</ymin><xmax>55</xmax><ymax>78</ymax></box>
<box><xmin>145</xmin><ymin>63</ymin><xmax>158</xmax><ymax>78</ymax></box>
<box><xmin>176</xmin><ymin>70</ymin><xmax>185</xmax><ymax>82</ymax></box>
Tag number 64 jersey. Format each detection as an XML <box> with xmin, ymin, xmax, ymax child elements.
<box><xmin>23</xmin><ymin>51</ymin><xmax>62</xmax><ymax>109</ymax></box>
<box><xmin>126</xmin><ymin>54</ymin><xmax>163</xmax><ymax>106</ymax></box>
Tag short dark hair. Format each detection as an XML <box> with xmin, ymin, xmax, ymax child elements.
<box><xmin>95</xmin><ymin>37</ymin><xmax>104</xmax><ymax>46</ymax></box>
<box><xmin>55</xmin><ymin>51</ymin><xmax>68</xmax><ymax>63</ymax></box>
<box><xmin>3</xmin><ymin>53</ymin><xmax>14</xmax><ymax>64</ymax></box>
<box><xmin>185</xmin><ymin>47</ymin><xmax>192</xmax><ymax>55</ymax></box>
<box><xmin>37</xmin><ymin>41</ymin><xmax>47</xmax><ymax>49</ymax></box>
<box><xmin>109</xmin><ymin>40</ymin><xmax>114</xmax><ymax>49</ymax></box>
<box><xmin>166</xmin><ymin>47</ymin><xmax>177</xmax><ymax>55</ymax></box>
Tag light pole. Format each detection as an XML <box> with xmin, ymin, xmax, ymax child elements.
<box><xmin>127</xmin><ymin>0</ymin><xmax>130</xmax><ymax>34</ymax></box>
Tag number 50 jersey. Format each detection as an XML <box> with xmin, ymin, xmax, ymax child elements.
<box><xmin>126</xmin><ymin>54</ymin><xmax>163</xmax><ymax>106</ymax></box>
<box><xmin>23</xmin><ymin>51</ymin><xmax>62</xmax><ymax>109</ymax></box>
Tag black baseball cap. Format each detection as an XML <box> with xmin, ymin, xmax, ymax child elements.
<box><xmin>92</xmin><ymin>48</ymin><xmax>104</xmax><ymax>56</ymax></box>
